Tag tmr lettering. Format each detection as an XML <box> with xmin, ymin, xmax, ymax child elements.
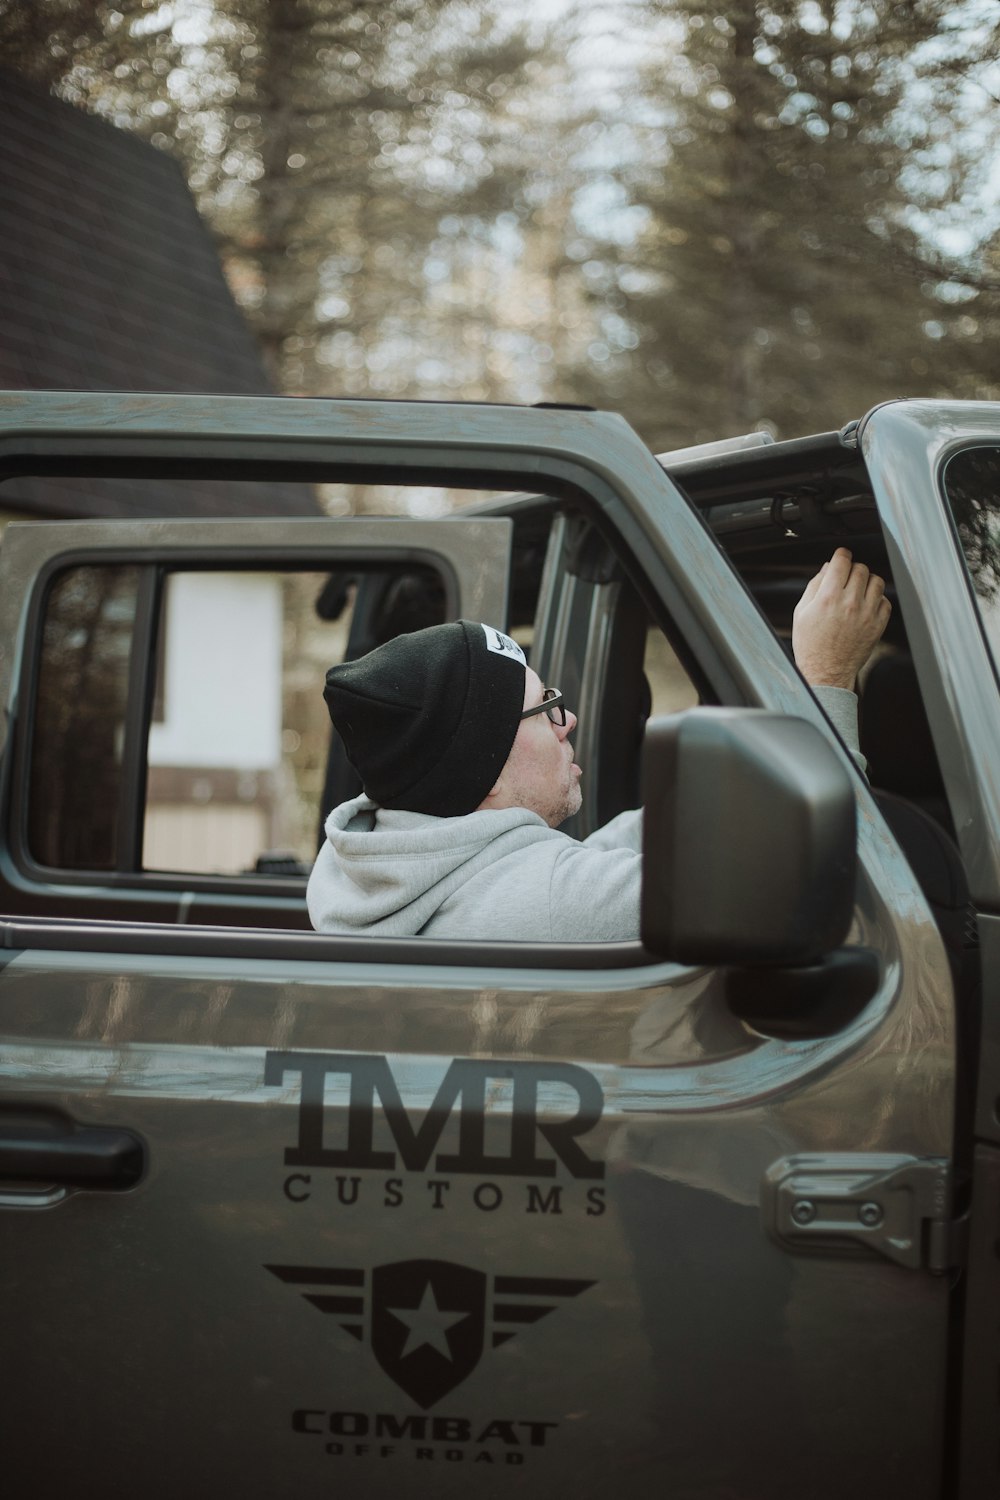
<box><xmin>264</xmin><ymin>1052</ymin><xmax>605</xmax><ymax>1181</ymax></box>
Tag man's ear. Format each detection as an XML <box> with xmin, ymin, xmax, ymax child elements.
<box><xmin>477</xmin><ymin>777</ymin><xmax>504</xmax><ymax>811</ymax></box>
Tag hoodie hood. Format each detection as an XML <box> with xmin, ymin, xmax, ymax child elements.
<box><xmin>306</xmin><ymin>793</ymin><xmax>557</xmax><ymax>938</ymax></box>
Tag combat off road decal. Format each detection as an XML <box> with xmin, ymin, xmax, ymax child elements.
<box><xmin>264</xmin><ymin>1050</ymin><xmax>607</xmax><ymax>1217</ymax></box>
<box><xmin>270</xmin><ymin>1258</ymin><xmax>591</xmax><ymax>1463</ymax></box>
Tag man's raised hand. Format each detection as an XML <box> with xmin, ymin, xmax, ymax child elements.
<box><xmin>791</xmin><ymin>547</ymin><xmax>891</xmax><ymax>690</ymax></box>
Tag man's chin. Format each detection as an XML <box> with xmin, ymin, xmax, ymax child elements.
<box><xmin>553</xmin><ymin>789</ymin><xmax>583</xmax><ymax>828</ymax></box>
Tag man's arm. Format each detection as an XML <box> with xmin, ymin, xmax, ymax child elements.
<box><xmin>589</xmin><ymin>548</ymin><xmax>889</xmax><ymax>854</ymax></box>
<box><xmin>792</xmin><ymin>547</ymin><xmax>892</xmax><ymax>770</ymax></box>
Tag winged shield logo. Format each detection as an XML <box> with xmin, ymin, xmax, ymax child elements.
<box><xmin>266</xmin><ymin>1258</ymin><xmax>595</xmax><ymax>1409</ymax></box>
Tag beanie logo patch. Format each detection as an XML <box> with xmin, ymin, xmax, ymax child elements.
<box><xmin>481</xmin><ymin>624</ymin><xmax>526</xmax><ymax>666</ymax></box>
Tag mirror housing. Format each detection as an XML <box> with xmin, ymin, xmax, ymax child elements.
<box><xmin>641</xmin><ymin>709</ymin><xmax>857</xmax><ymax>966</ymax></box>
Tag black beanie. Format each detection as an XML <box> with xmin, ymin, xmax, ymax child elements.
<box><xmin>323</xmin><ymin>621</ymin><xmax>527</xmax><ymax>816</ymax></box>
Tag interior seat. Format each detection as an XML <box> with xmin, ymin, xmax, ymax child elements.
<box><xmin>860</xmin><ymin>653</ymin><xmax>954</xmax><ymax>837</ymax></box>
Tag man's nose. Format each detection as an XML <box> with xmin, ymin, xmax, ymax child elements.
<box><xmin>557</xmin><ymin>709</ymin><xmax>577</xmax><ymax>738</ymax></box>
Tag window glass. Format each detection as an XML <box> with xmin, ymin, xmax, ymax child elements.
<box><xmin>144</xmin><ymin>571</ymin><xmax>315</xmax><ymax>877</ymax></box>
<box><xmin>28</xmin><ymin>565</ymin><xmax>139</xmax><ymax>869</ymax></box>
<box><xmin>142</xmin><ymin>566</ymin><xmax>448</xmax><ymax>877</ymax></box>
<box><xmin>644</xmin><ymin>626</ymin><xmax>700</xmax><ymax>717</ymax></box>
<box><xmin>27</xmin><ymin>558</ymin><xmax>454</xmax><ymax>880</ymax></box>
<box><xmin>942</xmin><ymin>444</ymin><xmax>1000</xmax><ymax>669</ymax></box>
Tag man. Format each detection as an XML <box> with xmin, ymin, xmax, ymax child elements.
<box><xmin>307</xmin><ymin>548</ymin><xmax>889</xmax><ymax>942</ymax></box>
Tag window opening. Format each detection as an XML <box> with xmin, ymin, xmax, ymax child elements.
<box><xmin>143</xmin><ymin>570</ymin><xmax>356</xmax><ymax>878</ymax></box>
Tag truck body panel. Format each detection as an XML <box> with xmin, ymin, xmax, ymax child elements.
<box><xmin>0</xmin><ymin>391</ymin><xmax>993</xmax><ymax>1496</ymax></box>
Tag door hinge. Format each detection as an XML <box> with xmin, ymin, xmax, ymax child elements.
<box><xmin>762</xmin><ymin>1154</ymin><xmax>965</xmax><ymax>1273</ymax></box>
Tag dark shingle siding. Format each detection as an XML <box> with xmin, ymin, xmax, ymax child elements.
<box><xmin>0</xmin><ymin>70</ymin><xmax>319</xmax><ymax>518</ymax></box>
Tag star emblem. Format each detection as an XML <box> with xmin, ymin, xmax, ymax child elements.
<box><xmin>266</xmin><ymin>1258</ymin><xmax>595</xmax><ymax>1407</ymax></box>
<box><xmin>387</xmin><ymin>1282</ymin><xmax>470</xmax><ymax>1360</ymax></box>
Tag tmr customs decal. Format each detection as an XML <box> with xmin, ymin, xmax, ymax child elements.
<box><xmin>264</xmin><ymin>1050</ymin><xmax>607</xmax><ymax>1217</ymax></box>
<box><xmin>263</xmin><ymin>1050</ymin><xmax>607</xmax><ymax>1466</ymax></box>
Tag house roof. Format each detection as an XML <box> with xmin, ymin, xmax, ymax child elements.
<box><xmin>0</xmin><ymin>70</ymin><xmax>319</xmax><ymax>519</ymax></box>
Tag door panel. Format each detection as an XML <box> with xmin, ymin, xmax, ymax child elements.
<box><xmin>862</xmin><ymin>399</ymin><xmax>1000</xmax><ymax>1495</ymax></box>
<box><xmin>0</xmin><ymin>882</ymin><xmax>953</xmax><ymax>1499</ymax></box>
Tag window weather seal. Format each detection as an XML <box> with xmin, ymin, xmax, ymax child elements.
<box><xmin>117</xmin><ymin>565</ymin><xmax>160</xmax><ymax>873</ymax></box>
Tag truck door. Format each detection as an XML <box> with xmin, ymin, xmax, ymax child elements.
<box><xmin>0</xmin><ymin>393</ymin><xmax>957</xmax><ymax>1500</ymax></box>
<box><xmin>862</xmin><ymin>399</ymin><xmax>1000</xmax><ymax>1499</ymax></box>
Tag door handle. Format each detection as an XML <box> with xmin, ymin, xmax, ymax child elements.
<box><xmin>0</xmin><ymin>1112</ymin><xmax>144</xmax><ymax>1190</ymax></box>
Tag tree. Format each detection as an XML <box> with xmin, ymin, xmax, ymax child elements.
<box><xmin>0</xmin><ymin>0</ymin><xmax>555</xmax><ymax>401</ymax></box>
<box><xmin>574</xmin><ymin>0</ymin><xmax>1000</xmax><ymax>448</ymax></box>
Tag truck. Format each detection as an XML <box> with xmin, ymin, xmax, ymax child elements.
<box><xmin>0</xmin><ymin>390</ymin><xmax>996</xmax><ymax>1498</ymax></box>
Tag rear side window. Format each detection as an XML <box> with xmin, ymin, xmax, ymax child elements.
<box><xmin>24</xmin><ymin>561</ymin><xmax>450</xmax><ymax>881</ymax></box>
<box><xmin>143</xmin><ymin>569</ymin><xmax>356</xmax><ymax>877</ymax></box>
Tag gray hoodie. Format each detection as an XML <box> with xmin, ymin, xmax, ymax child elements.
<box><xmin>307</xmin><ymin>800</ymin><xmax>642</xmax><ymax>942</ymax></box>
<box><xmin>307</xmin><ymin>686</ymin><xmax>862</xmax><ymax>944</ymax></box>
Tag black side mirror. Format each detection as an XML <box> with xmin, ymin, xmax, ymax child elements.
<box><xmin>641</xmin><ymin>709</ymin><xmax>857</xmax><ymax>966</ymax></box>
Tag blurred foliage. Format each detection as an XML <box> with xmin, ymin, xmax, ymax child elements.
<box><xmin>569</xmin><ymin>0</ymin><xmax>1000</xmax><ymax>447</ymax></box>
<box><xmin>0</xmin><ymin>0</ymin><xmax>564</xmax><ymax>399</ymax></box>
<box><xmin>1</xmin><ymin>0</ymin><xmax>998</xmax><ymax>447</ymax></box>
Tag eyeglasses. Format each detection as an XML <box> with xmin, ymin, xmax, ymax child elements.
<box><xmin>519</xmin><ymin>687</ymin><xmax>567</xmax><ymax>727</ymax></box>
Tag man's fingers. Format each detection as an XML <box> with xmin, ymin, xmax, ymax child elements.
<box><xmin>798</xmin><ymin>565</ymin><xmax>825</xmax><ymax>606</ymax></box>
<box><xmin>796</xmin><ymin>548</ymin><xmax>890</xmax><ymax>626</ymax></box>
<box><xmin>817</xmin><ymin>549</ymin><xmax>888</xmax><ymax>609</ymax></box>
<box><xmin>793</xmin><ymin>546</ymin><xmax>891</xmax><ymax>687</ymax></box>
<box><xmin>842</xmin><ymin>560</ymin><xmax>870</xmax><ymax>602</ymax></box>
<box><xmin>821</xmin><ymin>548</ymin><xmax>854</xmax><ymax>590</ymax></box>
